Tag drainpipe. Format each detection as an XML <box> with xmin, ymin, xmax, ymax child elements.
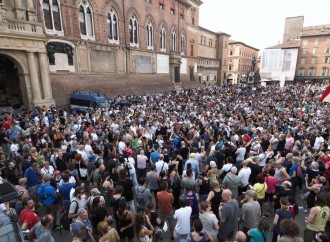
<box><xmin>122</xmin><ymin>0</ymin><xmax>128</xmax><ymax>74</ymax></box>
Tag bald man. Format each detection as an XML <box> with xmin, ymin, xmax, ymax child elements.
<box><xmin>218</xmin><ymin>189</ymin><xmax>239</xmax><ymax>242</ymax></box>
<box><xmin>235</xmin><ymin>231</ymin><xmax>247</xmax><ymax>242</ymax></box>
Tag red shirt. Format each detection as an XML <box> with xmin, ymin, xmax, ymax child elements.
<box><xmin>157</xmin><ymin>190</ymin><xmax>174</xmax><ymax>215</ymax></box>
<box><xmin>243</xmin><ymin>134</ymin><xmax>251</xmax><ymax>143</ymax></box>
<box><xmin>20</xmin><ymin>209</ymin><xmax>40</xmax><ymax>230</ymax></box>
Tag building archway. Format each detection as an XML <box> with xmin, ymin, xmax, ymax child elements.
<box><xmin>227</xmin><ymin>74</ymin><xmax>233</xmax><ymax>84</ymax></box>
<box><xmin>0</xmin><ymin>54</ymin><xmax>26</xmax><ymax>109</ymax></box>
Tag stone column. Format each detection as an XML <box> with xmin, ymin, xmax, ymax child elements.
<box><xmin>26</xmin><ymin>0</ymin><xmax>33</xmax><ymax>10</ymax></box>
<box><xmin>14</xmin><ymin>0</ymin><xmax>22</xmax><ymax>7</ymax></box>
<box><xmin>38</xmin><ymin>52</ymin><xmax>53</xmax><ymax>99</ymax></box>
<box><xmin>27</xmin><ymin>51</ymin><xmax>42</xmax><ymax>100</ymax></box>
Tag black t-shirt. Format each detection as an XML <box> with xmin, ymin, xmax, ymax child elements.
<box><xmin>0</xmin><ymin>131</ymin><xmax>7</xmax><ymax>145</ymax></box>
<box><xmin>248</xmin><ymin>162</ymin><xmax>262</xmax><ymax>184</ymax></box>
<box><xmin>55</xmin><ymin>158</ymin><xmax>67</xmax><ymax>172</ymax></box>
<box><xmin>179</xmin><ymin>147</ymin><xmax>190</xmax><ymax>160</ymax></box>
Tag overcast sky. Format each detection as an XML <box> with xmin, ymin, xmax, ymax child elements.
<box><xmin>199</xmin><ymin>0</ymin><xmax>330</xmax><ymax>51</ymax></box>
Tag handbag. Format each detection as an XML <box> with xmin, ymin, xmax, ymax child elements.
<box><xmin>79</xmin><ymin>163</ymin><xmax>87</xmax><ymax>177</ymax></box>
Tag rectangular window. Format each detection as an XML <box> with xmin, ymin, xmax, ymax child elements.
<box><xmin>301</xmin><ymin>58</ymin><xmax>305</xmax><ymax>64</ymax></box>
<box><xmin>314</xmin><ymin>38</ymin><xmax>319</xmax><ymax>45</ymax></box>
<box><xmin>159</xmin><ymin>3</ymin><xmax>164</xmax><ymax>10</ymax></box>
<box><xmin>191</xmin><ymin>18</ymin><xmax>195</xmax><ymax>25</ymax></box>
<box><xmin>298</xmin><ymin>69</ymin><xmax>304</xmax><ymax>76</ymax></box>
<box><xmin>325</xmin><ymin>57</ymin><xmax>330</xmax><ymax>64</ymax></box>
<box><xmin>313</xmin><ymin>48</ymin><xmax>318</xmax><ymax>54</ymax></box>
<box><xmin>309</xmin><ymin>69</ymin><xmax>315</xmax><ymax>76</ymax></box>
<box><xmin>311</xmin><ymin>58</ymin><xmax>316</xmax><ymax>64</ymax></box>
<box><xmin>190</xmin><ymin>44</ymin><xmax>193</xmax><ymax>56</ymax></box>
<box><xmin>326</xmin><ymin>48</ymin><xmax>330</xmax><ymax>54</ymax></box>
<box><xmin>170</xmin><ymin>9</ymin><xmax>174</xmax><ymax>15</ymax></box>
<box><xmin>327</xmin><ymin>38</ymin><xmax>330</xmax><ymax>44</ymax></box>
<box><xmin>302</xmin><ymin>48</ymin><xmax>307</xmax><ymax>55</ymax></box>
<box><xmin>303</xmin><ymin>40</ymin><xmax>308</xmax><ymax>46</ymax></box>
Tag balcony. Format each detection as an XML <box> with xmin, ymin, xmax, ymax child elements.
<box><xmin>1</xmin><ymin>17</ymin><xmax>45</xmax><ymax>37</ymax></box>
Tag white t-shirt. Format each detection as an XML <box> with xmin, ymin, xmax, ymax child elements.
<box><xmin>10</xmin><ymin>144</ymin><xmax>20</xmax><ymax>156</ymax></box>
<box><xmin>84</xmin><ymin>144</ymin><xmax>93</xmax><ymax>157</ymax></box>
<box><xmin>314</xmin><ymin>136</ymin><xmax>324</xmax><ymax>150</ymax></box>
<box><xmin>174</xmin><ymin>206</ymin><xmax>192</xmax><ymax>234</ymax></box>
<box><xmin>238</xmin><ymin>167</ymin><xmax>251</xmax><ymax>186</ymax></box>
<box><xmin>125</xmin><ymin>157</ymin><xmax>136</xmax><ymax>174</ymax></box>
<box><xmin>155</xmin><ymin>161</ymin><xmax>168</xmax><ymax>174</ymax></box>
<box><xmin>236</xmin><ymin>147</ymin><xmax>246</xmax><ymax>161</ymax></box>
<box><xmin>118</xmin><ymin>141</ymin><xmax>126</xmax><ymax>155</ymax></box>
<box><xmin>41</xmin><ymin>166</ymin><xmax>55</xmax><ymax>176</ymax></box>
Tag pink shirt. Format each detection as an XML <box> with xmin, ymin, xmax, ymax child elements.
<box><xmin>265</xmin><ymin>176</ymin><xmax>278</xmax><ymax>194</ymax></box>
<box><xmin>325</xmin><ymin>161</ymin><xmax>330</xmax><ymax>179</ymax></box>
<box><xmin>137</xmin><ymin>155</ymin><xmax>148</xmax><ymax>169</ymax></box>
<box><xmin>285</xmin><ymin>137</ymin><xmax>294</xmax><ymax>150</ymax></box>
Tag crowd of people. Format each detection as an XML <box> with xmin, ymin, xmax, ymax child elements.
<box><xmin>0</xmin><ymin>83</ymin><xmax>330</xmax><ymax>242</ymax></box>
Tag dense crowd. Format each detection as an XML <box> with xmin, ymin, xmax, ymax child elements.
<box><xmin>1</xmin><ymin>83</ymin><xmax>330</xmax><ymax>242</ymax></box>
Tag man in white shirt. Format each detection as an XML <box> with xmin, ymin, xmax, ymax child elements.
<box><xmin>173</xmin><ymin>196</ymin><xmax>192</xmax><ymax>240</ymax></box>
<box><xmin>155</xmin><ymin>155</ymin><xmax>168</xmax><ymax>174</ymax></box>
<box><xmin>77</xmin><ymin>145</ymin><xmax>88</xmax><ymax>162</ymax></box>
<box><xmin>10</xmin><ymin>139</ymin><xmax>20</xmax><ymax>157</ymax></box>
<box><xmin>314</xmin><ymin>131</ymin><xmax>324</xmax><ymax>151</ymax></box>
<box><xmin>118</xmin><ymin>139</ymin><xmax>126</xmax><ymax>155</ymax></box>
<box><xmin>84</xmin><ymin>140</ymin><xmax>93</xmax><ymax>157</ymax></box>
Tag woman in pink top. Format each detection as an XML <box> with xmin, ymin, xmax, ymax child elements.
<box><xmin>284</xmin><ymin>132</ymin><xmax>294</xmax><ymax>151</ymax></box>
<box><xmin>264</xmin><ymin>168</ymin><xmax>278</xmax><ymax>213</ymax></box>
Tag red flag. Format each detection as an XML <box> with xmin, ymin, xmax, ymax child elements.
<box><xmin>320</xmin><ymin>85</ymin><xmax>330</xmax><ymax>103</ymax></box>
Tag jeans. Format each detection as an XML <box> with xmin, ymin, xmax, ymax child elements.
<box><xmin>304</xmin><ymin>228</ymin><xmax>318</xmax><ymax>242</ymax></box>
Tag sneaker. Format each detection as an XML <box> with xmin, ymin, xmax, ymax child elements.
<box><xmin>303</xmin><ymin>209</ymin><xmax>309</xmax><ymax>213</ymax></box>
<box><xmin>298</xmin><ymin>206</ymin><xmax>304</xmax><ymax>210</ymax></box>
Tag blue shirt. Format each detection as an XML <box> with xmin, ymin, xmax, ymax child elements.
<box><xmin>250</xmin><ymin>228</ymin><xmax>269</xmax><ymax>242</ymax></box>
<box><xmin>59</xmin><ymin>183</ymin><xmax>75</xmax><ymax>201</ymax></box>
<box><xmin>150</xmin><ymin>151</ymin><xmax>160</xmax><ymax>164</ymax></box>
<box><xmin>37</xmin><ymin>183</ymin><xmax>56</xmax><ymax>206</ymax></box>
<box><xmin>24</xmin><ymin>167</ymin><xmax>40</xmax><ymax>187</ymax></box>
<box><xmin>289</xmin><ymin>164</ymin><xmax>298</xmax><ymax>177</ymax></box>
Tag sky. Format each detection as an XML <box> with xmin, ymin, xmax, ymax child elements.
<box><xmin>199</xmin><ymin>0</ymin><xmax>330</xmax><ymax>51</ymax></box>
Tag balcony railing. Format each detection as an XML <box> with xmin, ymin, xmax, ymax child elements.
<box><xmin>2</xmin><ymin>18</ymin><xmax>44</xmax><ymax>36</ymax></box>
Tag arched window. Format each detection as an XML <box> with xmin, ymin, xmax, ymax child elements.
<box><xmin>160</xmin><ymin>26</ymin><xmax>166</xmax><ymax>51</ymax></box>
<box><xmin>171</xmin><ymin>30</ymin><xmax>176</xmax><ymax>51</ymax></box>
<box><xmin>79</xmin><ymin>0</ymin><xmax>95</xmax><ymax>40</ymax></box>
<box><xmin>129</xmin><ymin>15</ymin><xmax>139</xmax><ymax>47</ymax></box>
<box><xmin>181</xmin><ymin>33</ymin><xmax>185</xmax><ymax>54</ymax></box>
<box><xmin>322</xmin><ymin>67</ymin><xmax>329</xmax><ymax>76</ymax></box>
<box><xmin>146</xmin><ymin>21</ymin><xmax>153</xmax><ymax>49</ymax></box>
<box><xmin>107</xmin><ymin>8</ymin><xmax>119</xmax><ymax>44</ymax></box>
<box><xmin>41</xmin><ymin>0</ymin><xmax>63</xmax><ymax>34</ymax></box>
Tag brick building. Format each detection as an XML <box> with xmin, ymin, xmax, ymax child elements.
<box><xmin>261</xmin><ymin>16</ymin><xmax>330</xmax><ymax>85</ymax></box>
<box><xmin>227</xmin><ymin>41</ymin><xmax>259</xmax><ymax>84</ymax></box>
<box><xmin>0</xmin><ymin>0</ymin><xmax>234</xmax><ymax>109</ymax></box>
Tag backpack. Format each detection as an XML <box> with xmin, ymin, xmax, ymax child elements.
<box><xmin>296</xmin><ymin>166</ymin><xmax>302</xmax><ymax>177</ymax></box>
<box><xmin>60</xmin><ymin>200</ymin><xmax>79</xmax><ymax>231</ymax></box>
<box><xmin>136</xmin><ymin>186</ymin><xmax>147</xmax><ymax>209</ymax></box>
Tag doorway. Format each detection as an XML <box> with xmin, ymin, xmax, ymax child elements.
<box><xmin>0</xmin><ymin>55</ymin><xmax>23</xmax><ymax>108</ymax></box>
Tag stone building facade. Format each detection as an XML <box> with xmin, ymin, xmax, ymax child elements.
<box><xmin>0</xmin><ymin>0</ymin><xmax>234</xmax><ymax>109</ymax></box>
<box><xmin>227</xmin><ymin>41</ymin><xmax>259</xmax><ymax>84</ymax></box>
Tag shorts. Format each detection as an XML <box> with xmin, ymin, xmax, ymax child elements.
<box><xmin>265</xmin><ymin>192</ymin><xmax>275</xmax><ymax>202</ymax></box>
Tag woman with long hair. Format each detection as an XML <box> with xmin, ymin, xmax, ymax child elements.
<box><xmin>272</xmin><ymin>197</ymin><xmax>292</xmax><ymax>242</ymax></box>
<box><xmin>135</xmin><ymin>211</ymin><xmax>154</xmax><ymax>242</ymax></box>
<box><xmin>116</xmin><ymin>199</ymin><xmax>135</xmax><ymax>242</ymax></box>
<box><xmin>168</xmin><ymin>164</ymin><xmax>181</xmax><ymax>209</ymax></box>
<box><xmin>186</xmin><ymin>219</ymin><xmax>211</xmax><ymax>242</ymax></box>
<box><xmin>97</xmin><ymin>221</ymin><xmax>120</xmax><ymax>242</ymax></box>
<box><xmin>90</xmin><ymin>196</ymin><xmax>108</xmax><ymax>234</ymax></box>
